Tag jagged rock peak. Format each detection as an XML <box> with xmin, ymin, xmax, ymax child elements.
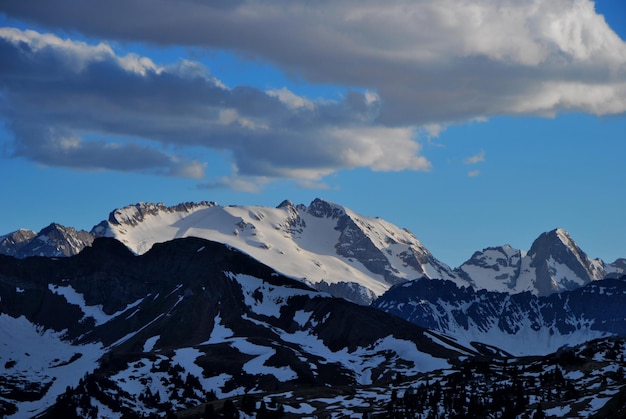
<box><xmin>307</xmin><ymin>198</ymin><xmax>346</xmax><ymax>219</ymax></box>
<box><xmin>528</xmin><ymin>227</ymin><xmax>604</xmax><ymax>295</ymax></box>
<box><xmin>0</xmin><ymin>229</ymin><xmax>37</xmax><ymax>257</ymax></box>
<box><xmin>530</xmin><ymin>228</ymin><xmax>575</xmax><ymax>252</ymax></box>
<box><xmin>277</xmin><ymin>199</ymin><xmax>294</xmax><ymax>209</ymax></box>
<box><xmin>39</xmin><ymin>222</ymin><xmax>72</xmax><ymax>234</ymax></box>
<box><xmin>107</xmin><ymin>201</ymin><xmax>217</xmax><ymax>226</ymax></box>
<box><xmin>36</xmin><ymin>223</ymin><xmax>93</xmax><ymax>242</ymax></box>
<box><xmin>528</xmin><ymin>227</ymin><xmax>596</xmax><ymax>269</ymax></box>
<box><xmin>1</xmin><ymin>228</ymin><xmax>36</xmax><ymax>242</ymax></box>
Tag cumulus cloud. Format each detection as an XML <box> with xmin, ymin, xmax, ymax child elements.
<box><xmin>1</xmin><ymin>0</ymin><xmax>625</xmax><ymax>188</ymax></box>
<box><xmin>1</xmin><ymin>0</ymin><xmax>625</xmax><ymax>126</ymax></box>
<box><xmin>0</xmin><ymin>27</ymin><xmax>430</xmax><ymax>183</ymax></box>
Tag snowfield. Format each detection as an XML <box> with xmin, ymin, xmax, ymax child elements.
<box><xmin>0</xmin><ymin>314</ymin><xmax>104</xmax><ymax>419</ymax></box>
<box><xmin>99</xmin><ymin>201</ymin><xmax>459</xmax><ymax>301</ymax></box>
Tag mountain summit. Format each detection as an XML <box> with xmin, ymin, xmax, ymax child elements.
<box><xmin>527</xmin><ymin>228</ymin><xmax>604</xmax><ymax>295</ymax></box>
<box><xmin>91</xmin><ymin>198</ymin><xmax>459</xmax><ymax>304</ymax></box>
<box><xmin>1</xmin><ymin>200</ymin><xmax>623</xmax><ymax>300</ymax></box>
<box><xmin>456</xmin><ymin>227</ymin><xmax>608</xmax><ymax>296</ymax></box>
<box><xmin>0</xmin><ymin>223</ymin><xmax>93</xmax><ymax>259</ymax></box>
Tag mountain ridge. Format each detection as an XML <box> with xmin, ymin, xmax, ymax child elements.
<box><xmin>1</xmin><ymin>238</ymin><xmax>624</xmax><ymax>417</ymax></box>
<box><xmin>1</xmin><ymin>199</ymin><xmax>624</xmax><ymax>301</ymax></box>
<box><xmin>0</xmin><ymin>236</ymin><xmax>471</xmax><ymax>418</ymax></box>
<box><xmin>373</xmin><ymin>276</ymin><xmax>626</xmax><ymax>356</ymax></box>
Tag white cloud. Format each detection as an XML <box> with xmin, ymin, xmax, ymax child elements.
<box><xmin>296</xmin><ymin>180</ymin><xmax>338</xmax><ymax>191</ymax></box>
<box><xmin>2</xmin><ymin>0</ymin><xmax>626</xmax><ymax>189</ymax></box>
<box><xmin>465</xmin><ymin>150</ymin><xmax>486</xmax><ymax>165</ymax></box>
<box><xmin>5</xmin><ymin>0</ymin><xmax>623</xmax><ymax>124</ymax></box>
<box><xmin>422</xmin><ymin>124</ymin><xmax>445</xmax><ymax>139</ymax></box>
<box><xmin>0</xmin><ymin>27</ymin><xmax>431</xmax><ymax>185</ymax></box>
<box><xmin>198</xmin><ymin>176</ymin><xmax>267</xmax><ymax>193</ymax></box>
<box><xmin>170</xmin><ymin>159</ymin><xmax>206</xmax><ymax>179</ymax></box>
<box><xmin>330</xmin><ymin>126</ymin><xmax>431</xmax><ymax>172</ymax></box>
<box><xmin>468</xmin><ymin>170</ymin><xmax>481</xmax><ymax>177</ymax></box>
<box><xmin>267</xmin><ymin>87</ymin><xmax>315</xmax><ymax>111</ymax></box>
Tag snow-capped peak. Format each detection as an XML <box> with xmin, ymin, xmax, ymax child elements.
<box><xmin>106</xmin><ymin>201</ymin><xmax>217</xmax><ymax>227</ymax></box>
<box><xmin>2</xmin><ymin>201</ymin><xmax>623</xmax><ymax>300</ymax></box>
<box><xmin>89</xmin><ymin>199</ymin><xmax>459</xmax><ymax>304</ymax></box>
<box><xmin>456</xmin><ymin>227</ymin><xmax>608</xmax><ymax>296</ymax></box>
<box><xmin>306</xmin><ymin>197</ymin><xmax>347</xmax><ymax>219</ymax></box>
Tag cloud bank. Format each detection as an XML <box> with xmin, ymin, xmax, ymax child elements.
<box><xmin>1</xmin><ymin>0</ymin><xmax>625</xmax><ymax>186</ymax></box>
<box><xmin>0</xmin><ymin>27</ymin><xmax>427</xmax><ymax>183</ymax></box>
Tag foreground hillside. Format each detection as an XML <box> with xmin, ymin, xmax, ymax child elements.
<box><xmin>177</xmin><ymin>337</ymin><xmax>625</xmax><ymax>418</ymax></box>
<box><xmin>1</xmin><ymin>237</ymin><xmax>625</xmax><ymax>417</ymax></box>
<box><xmin>0</xmin><ymin>237</ymin><xmax>469</xmax><ymax>418</ymax></box>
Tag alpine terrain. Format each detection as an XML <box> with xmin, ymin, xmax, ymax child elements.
<box><xmin>374</xmin><ymin>276</ymin><xmax>626</xmax><ymax>355</ymax></box>
<box><xmin>1</xmin><ymin>199</ymin><xmax>626</xmax><ymax>417</ymax></box>
<box><xmin>3</xmin><ymin>199</ymin><xmax>625</xmax><ymax>305</ymax></box>
<box><xmin>0</xmin><ymin>236</ymin><xmax>474</xmax><ymax>418</ymax></box>
<box><xmin>456</xmin><ymin>228</ymin><xmax>609</xmax><ymax>296</ymax></box>
<box><xmin>1</xmin><ymin>237</ymin><xmax>625</xmax><ymax>418</ymax></box>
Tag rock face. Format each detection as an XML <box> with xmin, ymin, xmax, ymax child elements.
<box><xmin>528</xmin><ymin>228</ymin><xmax>604</xmax><ymax>295</ymax></box>
<box><xmin>0</xmin><ymin>237</ymin><xmax>467</xmax><ymax>418</ymax></box>
<box><xmin>455</xmin><ymin>228</ymin><xmax>610</xmax><ymax>296</ymax></box>
<box><xmin>373</xmin><ymin>276</ymin><xmax>626</xmax><ymax>355</ymax></box>
<box><xmin>0</xmin><ymin>229</ymin><xmax>36</xmax><ymax>256</ymax></box>
<box><xmin>0</xmin><ymin>224</ymin><xmax>94</xmax><ymax>258</ymax></box>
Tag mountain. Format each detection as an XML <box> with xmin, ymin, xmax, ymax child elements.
<box><xmin>2</xmin><ymin>200</ymin><xmax>625</xmax><ymax>302</ymax></box>
<box><xmin>0</xmin><ymin>223</ymin><xmax>93</xmax><ymax>259</ymax></box>
<box><xmin>89</xmin><ymin>199</ymin><xmax>460</xmax><ymax>304</ymax></box>
<box><xmin>455</xmin><ymin>228</ymin><xmax>612</xmax><ymax>296</ymax></box>
<box><xmin>0</xmin><ymin>237</ymin><xmax>471</xmax><ymax>418</ymax></box>
<box><xmin>373</xmin><ymin>276</ymin><xmax>626</xmax><ymax>356</ymax></box>
<box><xmin>0</xmin><ymin>229</ymin><xmax>36</xmax><ymax>257</ymax></box>
<box><xmin>2</xmin><ymin>237</ymin><xmax>624</xmax><ymax>418</ymax></box>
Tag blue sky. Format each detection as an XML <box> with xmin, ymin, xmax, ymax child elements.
<box><xmin>0</xmin><ymin>1</ymin><xmax>625</xmax><ymax>268</ymax></box>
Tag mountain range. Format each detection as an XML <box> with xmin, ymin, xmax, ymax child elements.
<box><xmin>2</xmin><ymin>199</ymin><xmax>625</xmax><ymax>304</ymax></box>
<box><xmin>373</xmin><ymin>276</ymin><xmax>626</xmax><ymax>356</ymax></box>
<box><xmin>0</xmin><ymin>237</ymin><xmax>624</xmax><ymax>417</ymax></box>
<box><xmin>0</xmin><ymin>236</ymin><xmax>474</xmax><ymax>418</ymax></box>
<box><xmin>1</xmin><ymin>199</ymin><xmax>626</xmax><ymax>417</ymax></box>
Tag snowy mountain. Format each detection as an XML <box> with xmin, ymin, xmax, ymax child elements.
<box><xmin>455</xmin><ymin>228</ymin><xmax>613</xmax><ymax>296</ymax></box>
<box><xmin>2</xmin><ymin>237</ymin><xmax>624</xmax><ymax>418</ymax></box>
<box><xmin>0</xmin><ymin>237</ymin><xmax>471</xmax><ymax>418</ymax></box>
<box><xmin>0</xmin><ymin>223</ymin><xmax>93</xmax><ymax>258</ymax></box>
<box><xmin>89</xmin><ymin>199</ymin><xmax>460</xmax><ymax>304</ymax></box>
<box><xmin>0</xmin><ymin>229</ymin><xmax>36</xmax><ymax>257</ymax></box>
<box><xmin>373</xmin><ymin>276</ymin><xmax>626</xmax><ymax>356</ymax></box>
<box><xmin>2</xmin><ymin>200</ymin><xmax>625</xmax><ymax>302</ymax></box>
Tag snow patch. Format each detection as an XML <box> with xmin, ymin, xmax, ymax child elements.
<box><xmin>0</xmin><ymin>314</ymin><xmax>103</xmax><ymax>418</ymax></box>
<box><xmin>48</xmin><ymin>284</ymin><xmax>143</xmax><ymax>326</ymax></box>
<box><xmin>143</xmin><ymin>335</ymin><xmax>160</xmax><ymax>352</ymax></box>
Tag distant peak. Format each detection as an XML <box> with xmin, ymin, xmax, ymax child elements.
<box><xmin>277</xmin><ymin>199</ymin><xmax>294</xmax><ymax>209</ymax></box>
<box><xmin>307</xmin><ymin>198</ymin><xmax>346</xmax><ymax>219</ymax></box>
<box><xmin>554</xmin><ymin>227</ymin><xmax>570</xmax><ymax>239</ymax></box>
<box><xmin>528</xmin><ymin>227</ymin><xmax>585</xmax><ymax>261</ymax></box>
<box><xmin>39</xmin><ymin>222</ymin><xmax>68</xmax><ymax>233</ymax></box>
<box><xmin>108</xmin><ymin>201</ymin><xmax>216</xmax><ymax>226</ymax></box>
<box><xmin>540</xmin><ymin>228</ymin><xmax>575</xmax><ymax>247</ymax></box>
<box><xmin>546</xmin><ymin>227</ymin><xmax>569</xmax><ymax>236</ymax></box>
<box><xmin>535</xmin><ymin>227</ymin><xmax>570</xmax><ymax>241</ymax></box>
